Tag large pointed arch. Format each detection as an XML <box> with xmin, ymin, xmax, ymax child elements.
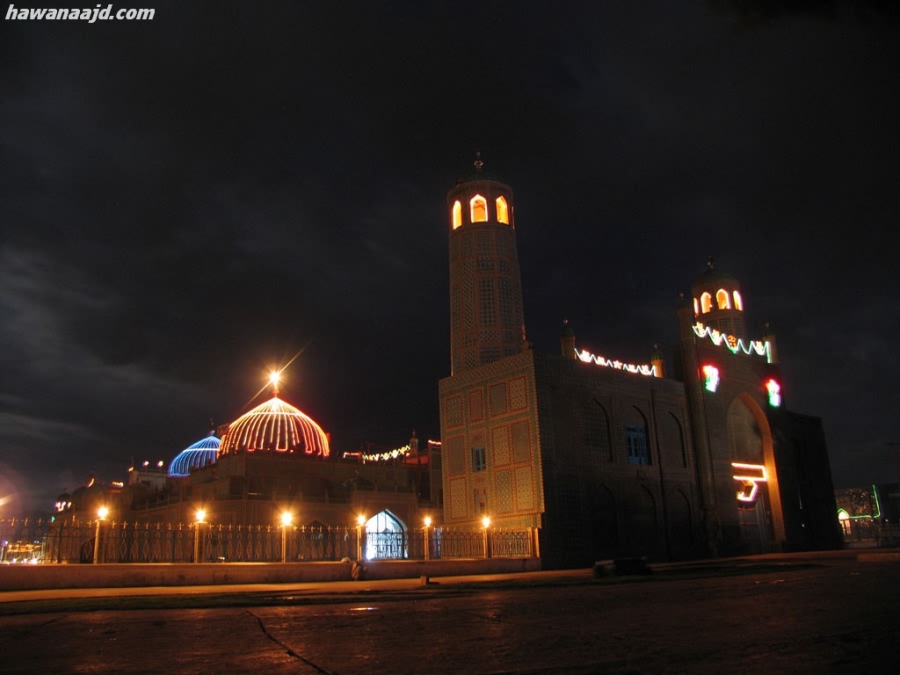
<box><xmin>727</xmin><ymin>395</ymin><xmax>785</xmax><ymax>550</ymax></box>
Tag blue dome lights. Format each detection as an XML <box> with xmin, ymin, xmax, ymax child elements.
<box><xmin>168</xmin><ymin>434</ymin><xmax>221</xmax><ymax>477</ymax></box>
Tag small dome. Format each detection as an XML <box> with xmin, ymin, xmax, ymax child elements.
<box><xmin>454</xmin><ymin>152</ymin><xmax>506</xmax><ymax>185</ymax></box>
<box><xmin>219</xmin><ymin>396</ymin><xmax>330</xmax><ymax>458</ymax></box>
<box><xmin>169</xmin><ymin>434</ymin><xmax>220</xmax><ymax>477</ymax></box>
<box><xmin>692</xmin><ymin>257</ymin><xmax>740</xmax><ymax>291</ymax></box>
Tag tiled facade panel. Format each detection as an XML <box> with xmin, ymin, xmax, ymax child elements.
<box><xmin>515</xmin><ymin>466</ymin><xmax>534</xmax><ymax>510</ymax></box>
<box><xmin>510</xmin><ymin>376</ymin><xmax>527</xmax><ymax>409</ymax></box>
<box><xmin>446</xmin><ymin>396</ymin><xmax>463</xmax><ymax>427</ymax></box>
<box><xmin>468</xmin><ymin>389</ymin><xmax>484</xmax><ymax>422</ymax></box>
<box><xmin>450</xmin><ymin>477</ymin><xmax>468</xmax><ymax>520</ymax></box>
<box><xmin>447</xmin><ymin>436</ymin><xmax>465</xmax><ymax>475</ymax></box>
<box><xmin>492</xmin><ymin>425</ymin><xmax>510</xmax><ymax>465</ymax></box>
<box><xmin>489</xmin><ymin>382</ymin><xmax>508</xmax><ymax>416</ymax></box>
<box><xmin>495</xmin><ymin>470</ymin><xmax>513</xmax><ymax>513</ymax></box>
<box><xmin>511</xmin><ymin>421</ymin><xmax>530</xmax><ymax>462</ymax></box>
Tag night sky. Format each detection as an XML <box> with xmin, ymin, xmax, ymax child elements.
<box><xmin>2</xmin><ymin>2</ymin><xmax>898</xmax><ymax>513</ymax></box>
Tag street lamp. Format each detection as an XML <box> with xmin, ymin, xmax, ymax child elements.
<box><xmin>423</xmin><ymin>516</ymin><xmax>432</xmax><ymax>560</ymax></box>
<box><xmin>280</xmin><ymin>511</ymin><xmax>293</xmax><ymax>563</ymax></box>
<box><xmin>93</xmin><ymin>506</ymin><xmax>109</xmax><ymax>564</ymax></box>
<box><xmin>482</xmin><ymin>516</ymin><xmax>491</xmax><ymax>559</ymax></box>
<box><xmin>194</xmin><ymin>509</ymin><xmax>206</xmax><ymax>564</ymax></box>
<box><xmin>355</xmin><ymin>514</ymin><xmax>366</xmax><ymax>561</ymax></box>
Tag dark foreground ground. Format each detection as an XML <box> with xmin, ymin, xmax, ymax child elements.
<box><xmin>1</xmin><ymin>553</ymin><xmax>899</xmax><ymax>674</ymax></box>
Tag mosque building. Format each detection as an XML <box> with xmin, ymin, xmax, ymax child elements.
<box><xmin>108</xmin><ymin>157</ymin><xmax>841</xmax><ymax>569</ymax></box>
<box><xmin>438</xmin><ymin>158</ymin><xmax>842</xmax><ymax>568</ymax></box>
<box><xmin>125</xmin><ymin>376</ymin><xmax>440</xmax><ymax>541</ymax></box>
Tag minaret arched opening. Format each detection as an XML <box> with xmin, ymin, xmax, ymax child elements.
<box><xmin>470</xmin><ymin>195</ymin><xmax>487</xmax><ymax>223</ymax></box>
<box><xmin>495</xmin><ymin>196</ymin><xmax>509</xmax><ymax>224</ymax></box>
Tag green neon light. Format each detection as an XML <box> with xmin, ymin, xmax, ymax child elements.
<box><xmin>839</xmin><ymin>485</ymin><xmax>882</xmax><ymax>520</ymax></box>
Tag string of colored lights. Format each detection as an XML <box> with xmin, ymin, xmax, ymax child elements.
<box><xmin>363</xmin><ymin>444</ymin><xmax>411</xmax><ymax>462</ymax></box>
<box><xmin>361</xmin><ymin>439</ymin><xmax>441</xmax><ymax>463</ymax></box>
<box><xmin>692</xmin><ymin>322</ymin><xmax>771</xmax><ymax>362</ymax></box>
<box><xmin>222</xmin><ymin>397</ymin><xmax>330</xmax><ymax>457</ymax></box>
<box><xmin>575</xmin><ymin>349</ymin><xmax>658</xmax><ymax>377</ymax></box>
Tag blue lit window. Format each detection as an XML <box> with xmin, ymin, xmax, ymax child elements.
<box><xmin>625</xmin><ymin>424</ymin><xmax>650</xmax><ymax>465</ymax></box>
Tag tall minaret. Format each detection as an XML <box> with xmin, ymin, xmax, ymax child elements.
<box><xmin>447</xmin><ymin>154</ymin><xmax>526</xmax><ymax>375</ymax></box>
<box><xmin>691</xmin><ymin>257</ymin><xmax>747</xmax><ymax>339</ymax></box>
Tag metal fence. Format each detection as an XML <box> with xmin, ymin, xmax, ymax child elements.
<box><xmin>1</xmin><ymin>519</ymin><xmax>534</xmax><ymax>564</ymax></box>
<box><xmin>841</xmin><ymin>521</ymin><xmax>900</xmax><ymax>548</ymax></box>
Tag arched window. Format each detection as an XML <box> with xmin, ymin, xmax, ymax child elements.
<box><xmin>693</xmin><ymin>297</ymin><xmax>699</xmax><ymax>316</ymax></box>
<box><xmin>583</xmin><ymin>400</ymin><xmax>612</xmax><ymax>462</ymax></box>
<box><xmin>716</xmin><ymin>289</ymin><xmax>731</xmax><ymax>310</ymax></box>
<box><xmin>733</xmin><ymin>290</ymin><xmax>743</xmax><ymax>311</ymax></box>
<box><xmin>452</xmin><ymin>201</ymin><xmax>462</xmax><ymax>230</ymax></box>
<box><xmin>700</xmin><ymin>292</ymin><xmax>712</xmax><ymax>313</ymax></box>
<box><xmin>625</xmin><ymin>407</ymin><xmax>651</xmax><ymax>466</ymax></box>
<box><xmin>364</xmin><ymin>510</ymin><xmax>407</xmax><ymax>560</ymax></box>
<box><xmin>495</xmin><ymin>196</ymin><xmax>509</xmax><ymax>224</ymax></box>
<box><xmin>470</xmin><ymin>195</ymin><xmax>487</xmax><ymax>223</ymax></box>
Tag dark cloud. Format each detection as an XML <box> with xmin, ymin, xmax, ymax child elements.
<box><xmin>0</xmin><ymin>2</ymin><xmax>897</xmax><ymax>510</ymax></box>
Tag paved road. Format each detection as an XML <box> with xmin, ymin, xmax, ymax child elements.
<box><xmin>1</xmin><ymin>556</ymin><xmax>899</xmax><ymax>674</ymax></box>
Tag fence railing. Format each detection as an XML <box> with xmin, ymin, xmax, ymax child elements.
<box><xmin>0</xmin><ymin>519</ymin><xmax>534</xmax><ymax>564</ymax></box>
<box><xmin>840</xmin><ymin>520</ymin><xmax>900</xmax><ymax>548</ymax></box>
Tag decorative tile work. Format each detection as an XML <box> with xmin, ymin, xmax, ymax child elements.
<box><xmin>450</xmin><ymin>477</ymin><xmax>468</xmax><ymax>520</ymax></box>
<box><xmin>468</xmin><ymin>389</ymin><xmax>484</xmax><ymax>422</ymax></box>
<box><xmin>476</xmin><ymin>231</ymin><xmax>494</xmax><ymax>256</ymax></box>
<box><xmin>479</xmin><ymin>329</ymin><xmax>501</xmax><ymax>345</ymax></box>
<box><xmin>446</xmin><ymin>396</ymin><xmax>463</xmax><ymax>427</ymax></box>
<box><xmin>490</xmin><ymin>382</ymin><xmax>508</xmax><ymax>416</ymax></box>
<box><xmin>492</xmin><ymin>425</ymin><xmax>510</xmax><ymax>465</ymax></box>
<box><xmin>515</xmin><ymin>466</ymin><xmax>534</xmax><ymax>510</ymax></box>
<box><xmin>461</xmin><ymin>277</ymin><xmax>475</xmax><ymax>330</ymax></box>
<box><xmin>512</xmin><ymin>420</ymin><xmax>530</xmax><ymax>462</ymax></box>
<box><xmin>447</xmin><ymin>436</ymin><xmax>465</xmax><ymax>474</ymax></box>
<box><xmin>496</xmin><ymin>470</ymin><xmax>513</xmax><ymax>513</ymax></box>
<box><xmin>510</xmin><ymin>376</ymin><xmax>527</xmax><ymax>409</ymax></box>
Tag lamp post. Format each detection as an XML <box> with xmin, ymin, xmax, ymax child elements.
<box><xmin>281</xmin><ymin>511</ymin><xmax>293</xmax><ymax>563</ymax></box>
<box><xmin>93</xmin><ymin>506</ymin><xmax>109</xmax><ymax>564</ymax></box>
<box><xmin>482</xmin><ymin>516</ymin><xmax>491</xmax><ymax>558</ymax></box>
<box><xmin>356</xmin><ymin>514</ymin><xmax>366</xmax><ymax>561</ymax></box>
<box><xmin>194</xmin><ymin>509</ymin><xmax>206</xmax><ymax>564</ymax></box>
<box><xmin>423</xmin><ymin>516</ymin><xmax>432</xmax><ymax>560</ymax></box>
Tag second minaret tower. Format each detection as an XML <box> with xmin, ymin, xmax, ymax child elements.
<box><xmin>447</xmin><ymin>155</ymin><xmax>526</xmax><ymax>375</ymax></box>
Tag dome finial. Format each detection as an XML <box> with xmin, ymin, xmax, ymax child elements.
<box><xmin>268</xmin><ymin>371</ymin><xmax>281</xmax><ymax>397</ymax></box>
<box><xmin>474</xmin><ymin>150</ymin><xmax>484</xmax><ymax>172</ymax></box>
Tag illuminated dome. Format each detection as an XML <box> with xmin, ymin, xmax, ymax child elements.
<box><xmin>169</xmin><ymin>434</ymin><xmax>220</xmax><ymax>477</ymax></box>
<box><xmin>219</xmin><ymin>396</ymin><xmax>330</xmax><ymax>458</ymax></box>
